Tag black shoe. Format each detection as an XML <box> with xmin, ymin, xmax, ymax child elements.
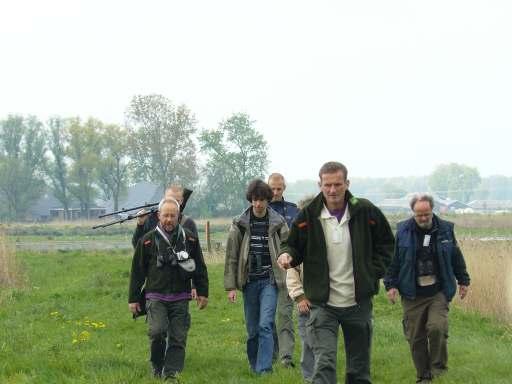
<box><xmin>281</xmin><ymin>359</ymin><xmax>295</xmax><ymax>368</ymax></box>
<box><xmin>163</xmin><ymin>372</ymin><xmax>179</xmax><ymax>381</ymax></box>
<box><xmin>152</xmin><ymin>366</ymin><xmax>162</xmax><ymax>378</ymax></box>
<box><xmin>432</xmin><ymin>367</ymin><xmax>448</xmax><ymax>378</ymax></box>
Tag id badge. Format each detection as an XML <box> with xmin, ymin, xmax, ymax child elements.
<box><xmin>423</xmin><ymin>234</ymin><xmax>431</xmax><ymax>247</ymax></box>
<box><xmin>417</xmin><ymin>275</ymin><xmax>437</xmax><ymax>286</ymax></box>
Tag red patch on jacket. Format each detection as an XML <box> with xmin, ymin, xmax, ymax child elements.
<box><xmin>297</xmin><ymin>221</ymin><xmax>308</xmax><ymax>229</ymax></box>
<box><xmin>369</xmin><ymin>219</ymin><xmax>376</xmax><ymax>225</ymax></box>
<box><xmin>143</xmin><ymin>240</ymin><xmax>152</xmax><ymax>246</ymax></box>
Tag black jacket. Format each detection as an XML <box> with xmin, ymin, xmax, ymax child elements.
<box><xmin>281</xmin><ymin>191</ymin><xmax>394</xmax><ymax>304</ymax></box>
<box><xmin>128</xmin><ymin>226</ymin><xmax>209</xmax><ymax>303</ymax></box>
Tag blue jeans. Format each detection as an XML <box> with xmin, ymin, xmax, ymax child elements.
<box><xmin>243</xmin><ymin>277</ymin><xmax>278</xmax><ymax>373</ymax></box>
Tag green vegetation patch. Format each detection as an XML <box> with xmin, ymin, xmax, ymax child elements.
<box><xmin>0</xmin><ymin>250</ymin><xmax>511</xmax><ymax>383</ymax></box>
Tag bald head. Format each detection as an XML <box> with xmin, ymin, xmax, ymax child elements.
<box><xmin>268</xmin><ymin>173</ymin><xmax>286</xmax><ymax>202</ymax></box>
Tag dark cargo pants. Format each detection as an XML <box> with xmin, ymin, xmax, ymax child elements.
<box><xmin>402</xmin><ymin>292</ymin><xmax>449</xmax><ymax>381</ymax></box>
<box><xmin>276</xmin><ymin>286</ymin><xmax>295</xmax><ymax>363</ymax></box>
<box><xmin>307</xmin><ymin>299</ymin><xmax>373</xmax><ymax>384</ymax></box>
<box><xmin>146</xmin><ymin>299</ymin><xmax>191</xmax><ymax>377</ymax></box>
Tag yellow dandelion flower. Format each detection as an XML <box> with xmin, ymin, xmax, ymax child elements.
<box><xmin>78</xmin><ymin>330</ymin><xmax>91</xmax><ymax>342</ymax></box>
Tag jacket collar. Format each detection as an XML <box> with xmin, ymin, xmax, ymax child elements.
<box><xmin>234</xmin><ymin>205</ymin><xmax>285</xmax><ymax>230</ymax></box>
<box><xmin>306</xmin><ymin>190</ymin><xmax>360</xmax><ymax>218</ymax></box>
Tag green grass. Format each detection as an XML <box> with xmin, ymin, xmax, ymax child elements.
<box><xmin>1</xmin><ymin>250</ymin><xmax>511</xmax><ymax>384</ymax></box>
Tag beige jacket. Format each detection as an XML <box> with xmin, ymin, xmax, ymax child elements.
<box><xmin>224</xmin><ymin>207</ymin><xmax>289</xmax><ymax>291</ymax></box>
<box><xmin>286</xmin><ymin>264</ymin><xmax>306</xmax><ymax>303</ymax></box>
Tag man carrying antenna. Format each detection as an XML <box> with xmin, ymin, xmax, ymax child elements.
<box><xmin>132</xmin><ymin>184</ymin><xmax>198</xmax><ymax>248</ymax></box>
<box><xmin>129</xmin><ymin>197</ymin><xmax>209</xmax><ymax>380</ymax></box>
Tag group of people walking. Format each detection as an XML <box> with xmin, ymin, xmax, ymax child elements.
<box><xmin>128</xmin><ymin>161</ymin><xmax>470</xmax><ymax>384</ymax></box>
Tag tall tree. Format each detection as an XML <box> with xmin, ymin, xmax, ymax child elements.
<box><xmin>45</xmin><ymin>116</ymin><xmax>72</xmax><ymax>220</ymax></box>
<box><xmin>199</xmin><ymin>113</ymin><xmax>268</xmax><ymax>215</ymax></box>
<box><xmin>428</xmin><ymin>163</ymin><xmax>481</xmax><ymax>202</ymax></box>
<box><xmin>126</xmin><ymin>94</ymin><xmax>198</xmax><ymax>189</ymax></box>
<box><xmin>96</xmin><ymin>124</ymin><xmax>131</xmax><ymax>211</ymax></box>
<box><xmin>0</xmin><ymin>115</ymin><xmax>46</xmax><ymax>220</ymax></box>
<box><xmin>67</xmin><ymin>117</ymin><xmax>101</xmax><ymax>219</ymax></box>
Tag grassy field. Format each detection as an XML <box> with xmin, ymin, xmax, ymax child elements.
<box><xmin>1</xmin><ymin>248</ymin><xmax>511</xmax><ymax>384</ymax></box>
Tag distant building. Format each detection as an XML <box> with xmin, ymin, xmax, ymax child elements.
<box><xmin>467</xmin><ymin>200</ymin><xmax>512</xmax><ymax>213</ymax></box>
<box><xmin>29</xmin><ymin>193</ymin><xmax>107</xmax><ymax>222</ymax></box>
<box><xmin>378</xmin><ymin>193</ymin><xmax>470</xmax><ymax>214</ymax></box>
<box><xmin>104</xmin><ymin>181</ymin><xmax>162</xmax><ymax>213</ymax></box>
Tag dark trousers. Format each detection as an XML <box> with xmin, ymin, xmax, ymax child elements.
<box><xmin>276</xmin><ymin>286</ymin><xmax>295</xmax><ymax>362</ymax></box>
<box><xmin>307</xmin><ymin>300</ymin><xmax>373</xmax><ymax>384</ymax></box>
<box><xmin>402</xmin><ymin>292</ymin><xmax>449</xmax><ymax>380</ymax></box>
<box><xmin>146</xmin><ymin>299</ymin><xmax>191</xmax><ymax>376</ymax></box>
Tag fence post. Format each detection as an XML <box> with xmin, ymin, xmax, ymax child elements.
<box><xmin>205</xmin><ymin>220</ymin><xmax>212</xmax><ymax>252</ymax></box>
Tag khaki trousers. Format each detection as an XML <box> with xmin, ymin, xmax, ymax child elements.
<box><xmin>402</xmin><ymin>292</ymin><xmax>449</xmax><ymax>380</ymax></box>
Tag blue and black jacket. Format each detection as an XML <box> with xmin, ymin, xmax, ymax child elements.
<box><xmin>384</xmin><ymin>215</ymin><xmax>470</xmax><ymax>301</ymax></box>
<box><xmin>269</xmin><ymin>198</ymin><xmax>299</xmax><ymax>228</ymax></box>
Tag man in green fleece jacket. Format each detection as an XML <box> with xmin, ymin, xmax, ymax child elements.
<box><xmin>277</xmin><ymin>161</ymin><xmax>394</xmax><ymax>384</ymax></box>
<box><xmin>129</xmin><ymin>197</ymin><xmax>209</xmax><ymax>381</ymax></box>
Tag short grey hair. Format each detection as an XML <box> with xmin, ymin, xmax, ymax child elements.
<box><xmin>158</xmin><ymin>197</ymin><xmax>180</xmax><ymax>212</ymax></box>
<box><xmin>409</xmin><ymin>193</ymin><xmax>434</xmax><ymax>211</ymax></box>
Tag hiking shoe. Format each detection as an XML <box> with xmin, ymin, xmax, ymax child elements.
<box><xmin>151</xmin><ymin>365</ymin><xmax>162</xmax><ymax>378</ymax></box>
<box><xmin>432</xmin><ymin>367</ymin><xmax>448</xmax><ymax>378</ymax></box>
<box><xmin>163</xmin><ymin>372</ymin><xmax>180</xmax><ymax>381</ymax></box>
<box><xmin>281</xmin><ymin>359</ymin><xmax>295</xmax><ymax>368</ymax></box>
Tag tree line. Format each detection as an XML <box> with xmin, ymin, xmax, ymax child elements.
<box><xmin>0</xmin><ymin>94</ymin><xmax>268</xmax><ymax>221</ymax></box>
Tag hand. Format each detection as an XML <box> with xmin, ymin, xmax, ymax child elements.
<box><xmin>191</xmin><ymin>288</ymin><xmax>197</xmax><ymax>300</ymax></box>
<box><xmin>136</xmin><ymin>209</ymin><xmax>148</xmax><ymax>225</ymax></box>
<box><xmin>277</xmin><ymin>253</ymin><xmax>292</xmax><ymax>270</ymax></box>
<box><xmin>227</xmin><ymin>290</ymin><xmax>237</xmax><ymax>303</ymax></box>
<box><xmin>297</xmin><ymin>298</ymin><xmax>311</xmax><ymax>314</ymax></box>
<box><xmin>459</xmin><ymin>285</ymin><xmax>469</xmax><ymax>300</ymax></box>
<box><xmin>196</xmin><ymin>296</ymin><xmax>208</xmax><ymax>309</ymax></box>
<box><xmin>386</xmin><ymin>288</ymin><xmax>399</xmax><ymax>304</ymax></box>
<box><xmin>129</xmin><ymin>302</ymin><xmax>141</xmax><ymax>315</ymax></box>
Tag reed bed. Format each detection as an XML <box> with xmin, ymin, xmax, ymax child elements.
<box><xmin>455</xmin><ymin>239</ymin><xmax>512</xmax><ymax>323</ymax></box>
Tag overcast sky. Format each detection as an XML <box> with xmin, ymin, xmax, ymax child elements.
<box><xmin>1</xmin><ymin>1</ymin><xmax>511</xmax><ymax>182</ymax></box>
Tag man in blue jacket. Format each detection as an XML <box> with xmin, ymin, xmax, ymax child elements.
<box><xmin>268</xmin><ymin>173</ymin><xmax>300</xmax><ymax>368</ymax></box>
<box><xmin>384</xmin><ymin>194</ymin><xmax>470</xmax><ymax>384</ymax></box>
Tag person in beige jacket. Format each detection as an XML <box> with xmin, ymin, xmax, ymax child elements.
<box><xmin>287</xmin><ymin>264</ymin><xmax>315</xmax><ymax>382</ymax></box>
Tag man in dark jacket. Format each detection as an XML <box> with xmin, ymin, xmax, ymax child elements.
<box><xmin>129</xmin><ymin>197</ymin><xmax>209</xmax><ymax>381</ymax></box>
<box><xmin>384</xmin><ymin>194</ymin><xmax>470</xmax><ymax>384</ymax></box>
<box><xmin>268</xmin><ymin>172</ymin><xmax>300</xmax><ymax>368</ymax></box>
<box><xmin>277</xmin><ymin>161</ymin><xmax>394</xmax><ymax>384</ymax></box>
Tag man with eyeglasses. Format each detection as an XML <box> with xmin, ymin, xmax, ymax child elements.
<box><xmin>384</xmin><ymin>194</ymin><xmax>470</xmax><ymax>384</ymax></box>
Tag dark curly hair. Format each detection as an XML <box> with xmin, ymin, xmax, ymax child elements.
<box><xmin>246</xmin><ymin>179</ymin><xmax>273</xmax><ymax>202</ymax></box>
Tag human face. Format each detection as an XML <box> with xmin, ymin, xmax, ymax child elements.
<box><xmin>164</xmin><ymin>189</ymin><xmax>184</xmax><ymax>205</ymax></box>
<box><xmin>268</xmin><ymin>178</ymin><xmax>285</xmax><ymax>202</ymax></box>
<box><xmin>319</xmin><ymin>171</ymin><xmax>349</xmax><ymax>210</ymax></box>
<box><xmin>413</xmin><ymin>200</ymin><xmax>433</xmax><ymax>229</ymax></box>
<box><xmin>252</xmin><ymin>199</ymin><xmax>268</xmax><ymax>218</ymax></box>
<box><xmin>158</xmin><ymin>202</ymin><xmax>180</xmax><ymax>232</ymax></box>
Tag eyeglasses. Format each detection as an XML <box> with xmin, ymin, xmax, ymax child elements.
<box><xmin>414</xmin><ymin>212</ymin><xmax>433</xmax><ymax>218</ymax></box>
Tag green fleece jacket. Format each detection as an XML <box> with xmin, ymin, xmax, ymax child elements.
<box><xmin>280</xmin><ymin>191</ymin><xmax>394</xmax><ymax>305</ymax></box>
<box><xmin>128</xmin><ymin>226</ymin><xmax>209</xmax><ymax>303</ymax></box>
